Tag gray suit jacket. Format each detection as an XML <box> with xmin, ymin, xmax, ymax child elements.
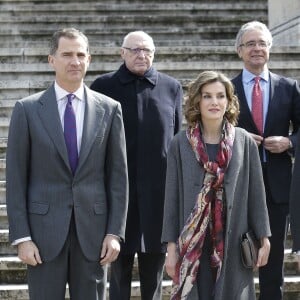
<box><xmin>162</xmin><ymin>127</ymin><xmax>271</xmax><ymax>299</ymax></box>
<box><xmin>6</xmin><ymin>84</ymin><xmax>128</xmax><ymax>262</ymax></box>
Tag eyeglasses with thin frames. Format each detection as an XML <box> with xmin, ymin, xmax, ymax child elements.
<box><xmin>239</xmin><ymin>41</ymin><xmax>270</xmax><ymax>49</ymax></box>
<box><xmin>122</xmin><ymin>47</ymin><xmax>155</xmax><ymax>56</ymax></box>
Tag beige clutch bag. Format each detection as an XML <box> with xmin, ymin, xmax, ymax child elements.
<box><xmin>240</xmin><ymin>231</ymin><xmax>260</xmax><ymax>268</ymax></box>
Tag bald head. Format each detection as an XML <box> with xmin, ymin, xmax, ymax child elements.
<box><xmin>122</xmin><ymin>31</ymin><xmax>155</xmax><ymax>50</ymax></box>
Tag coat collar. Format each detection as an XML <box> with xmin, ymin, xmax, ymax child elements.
<box><xmin>117</xmin><ymin>63</ymin><xmax>158</xmax><ymax>86</ymax></box>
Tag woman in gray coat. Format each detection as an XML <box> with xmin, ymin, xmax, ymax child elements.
<box><xmin>161</xmin><ymin>71</ymin><xmax>271</xmax><ymax>299</ymax></box>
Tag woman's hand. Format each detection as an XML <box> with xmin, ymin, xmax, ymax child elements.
<box><xmin>249</xmin><ymin>133</ymin><xmax>264</xmax><ymax>146</ymax></box>
<box><xmin>165</xmin><ymin>242</ymin><xmax>178</xmax><ymax>280</ymax></box>
<box><xmin>256</xmin><ymin>237</ymin><xmax>271</xmax><ymax>268</ymax></box>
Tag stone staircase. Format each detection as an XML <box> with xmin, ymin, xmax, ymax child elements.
<box><xmin>1</xmin><ymin>0</ymin><xmax>300</xmax><ymax>299</ymax></box>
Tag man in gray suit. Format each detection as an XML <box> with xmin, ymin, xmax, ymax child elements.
<box><xmin>6</xmin><ymin>28</ymin><xmax>128</xmax><ymax>300</ymax></box>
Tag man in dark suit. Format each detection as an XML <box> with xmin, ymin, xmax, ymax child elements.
<box><xmin>6</xmin><ymin>28</ymin><xmax>128</xmax><ymax>300</ymax></box>
<box><xmin>290</xmin><ymin>131</ymin><xmax>300</xmax><ymax>265</ymax></box>
<box><xmin>289</xmin><ymin>125</ymin><xmax>300</xmax><ymax>281</ymax></box>
<box><xmin>232</xmin><ymin>21</ymin><xmax>300</xmax><ymax>300</ymax></box>
<box><xmin>91</xmin><ymin>31</ymin><xmax>183</xmax><ymax>300</ymax></box>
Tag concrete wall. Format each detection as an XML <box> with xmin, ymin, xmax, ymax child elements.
<box><xmin>268</xmin><ymin>0</ymin><xmax>300</xmax><ymax>45</ymax></box>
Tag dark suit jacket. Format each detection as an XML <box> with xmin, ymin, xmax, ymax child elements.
<box><xmin>6</xmin><ymin>84</ymin><xmax>129</xmax><ymax>262</ymax></box>
<box><xmin>91</xmin><ymin>64</ymin><xmax>183</xmax><ymax>253</ymax></box>
<box><xmin>232</xmin><ymin>71</ymin><xmax>300</xmax><ymax>204</ymax></box>
<box><xmin>290</xmin><ymin>131</ymin><xmax>300</xmax><ymax>251</ymax></box>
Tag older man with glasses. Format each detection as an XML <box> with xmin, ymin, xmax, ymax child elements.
<box><xmin>91</xmin><ymin>31</ymin><xmax>183</xmax><ymax>300</ymax></box>
<box><xmin>232</xmin><ymin>21</ymin><xmax>300</xmax><ymax>300</ymax></box>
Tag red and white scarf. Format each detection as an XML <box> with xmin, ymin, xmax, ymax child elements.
<box><xmin>171</xmin><ymin>120</ymin><xmax>235</xmax><ymax>299</ymax></box>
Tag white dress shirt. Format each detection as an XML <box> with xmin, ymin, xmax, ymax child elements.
<box><xmin>55</xmin><ymin>82</ymin><xmax>85</xmax><ymax>153</ymax></box>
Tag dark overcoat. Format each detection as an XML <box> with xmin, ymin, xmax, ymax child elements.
<box><xmin>91</xmin><ymin>64</ymin><xmax>183</xmax><ymax>253</ymax></box>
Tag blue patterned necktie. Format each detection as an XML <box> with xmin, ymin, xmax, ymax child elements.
<box><xmin>64</xmin><ymin>94</ymin><xmax>78</xmax><ymax>175</ymax></box>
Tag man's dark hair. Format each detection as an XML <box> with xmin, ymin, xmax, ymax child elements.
<box><xmin>49</xmin><ymin>28</ymin><xmax>89</xmax><ymax>55</ymax></box>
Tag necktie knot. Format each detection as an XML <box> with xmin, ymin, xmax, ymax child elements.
<box><xmin>67</xmin><ymin>93</ymin><xmax>75</xmax><ymax>104</ymax></box>
<box><xmin>254</xmin><ymin>76</ymin><xmax>261</xmax><ymax>84</ymax></box>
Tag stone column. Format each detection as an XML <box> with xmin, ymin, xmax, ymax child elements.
<box><xmin>268</xmin><ymin>0</ymin><xmax>300</xmax><ymax>45</ymax></box>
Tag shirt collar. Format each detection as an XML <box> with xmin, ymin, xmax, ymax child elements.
<box><xmin>242</xmin><ymin>68</ymin><xmax>269</xmax><ymax>84</ymax></box>
<box><xmin>54</xmin><ymin>81</ymin><xmax>85</xmax><ymax>102</ymax></box>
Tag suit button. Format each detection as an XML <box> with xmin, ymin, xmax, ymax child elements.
<box><xmin>68</xmin><ymin>204</ymin><xmax>73</xmax><ymax>209</ymax></box>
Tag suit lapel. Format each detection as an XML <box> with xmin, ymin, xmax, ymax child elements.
<box><xmin>37</xmin><ymin>85</ymin><xmax>70</xmax><ymax>169</ymax></box>
<box><xmin>235</xmin><ymin>73</ymin><xmax>260</xmax><ymax>135</ymax></box>
<box><xmin>236</xmin><ymin>77</ymin><xmax>251</xmax><ymax>119</ymax></box>
<box><xmin>263</xmin><ymin>72</ymin><xmax>277</xmax><ymax>136</ymax></box>
<box><xmin>76</xmin><ymin>87</ymin><xmax>105</xmax><ymax>173</ymax></box>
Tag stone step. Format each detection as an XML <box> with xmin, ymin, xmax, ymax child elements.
<box><xmin>1</xmin><ymin>46</ymin><xmax>300</xmax><ymax>65</ymax></box>
<box><xmin>0</xmin><ymin>100</ymin><xmax>15</xmax><ymax>119</ymax></box>
<box><xmin>0</xmin><ymin>0</ymin><xmax>264</xmax><ymax>3</ymax></box>
<box><xmin>0</xmin><ymin>205</ymin><xmax>8</xmax><ymax>230</ymax></box>
<box><xmin>0</xmin><ymin>257</ymin><xmax>148</xmax><ymax>284</ymax></box>
<box><xmin>0</xmin><ymin>38</ymin><xmax>239</xmax><ymax>49</ymax></box>
<box><xmin>0</xmin><ymin>139</ymin><xmax>7</xmax><ymax>159</ymax></box>
<box><xmin>0</xmin><ymin>277</ymin><xmax>299</xmax><ymax>300</ymax></box>
<box><xmin>0</xmin><ymin>160</ymin><xmax>5</xmax><ymax>182</ymax></box>
<box><xmin>0</xmin><ymin>46</ymin><xmax>237</xmax><ymax>64</ymax></box>
<box><xmin>0</xmin><ymin>230</ymin><xmax>16</xmax><ymax>256</ymax></box>
<box><xmin>0</xmin><ymin>230</ymin><xmax>13</xmax><ymax>255</ymax></box>
<box><xmin>0</xmin><ymin>69</ymin><xmax>299</xmax><ymax>96</ymax></box>
<box><xmin>0</xmin><ymin>25</ymin><xmax>263</xmax><ymax>48</ymax></box>
<box><xmin>0</xmin><ymin>1</ymin><xmax>267</xmax><ymax>15</ymax></box>
<box><xmin>0</xmin><ymin>182</ymin><xmax>6</xmax><ymax>204</ymax></box>
<box><xmin>0</xmin><ymin>1</ymin><xmax>267</xmax><ymax>48</ymax></box>
<box><xmin>0</xmin><ymin>81</ymin><xmax>53</xmax><ymax>103</ymax></box>
<box><xmin>1</xmin><ymin>60</ymin><xmax>300</xmax><ymax>76</ymax></box>
<box><xmin>0</xmin><ymin>61</ymin><xmax>299</xmax><ymax>89</ymax></box>
<box><xmin>0</xmin><ymin>281</ymin><xmax>172</xmax><ymax>300</ymax></box>
<box><xmin>0</xmin><ymin>11</ymin><xmax>266</xmax><ymax>22</ymax></box>
<box><xmin>1</xmin><ymin>71</ymin><xmax>300</xmax><ymax>102</ymax></box>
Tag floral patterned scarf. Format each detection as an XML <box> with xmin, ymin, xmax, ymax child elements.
<box><xmin>171</xmin><ymin>120</ymin><xmax>235</xmax><ymax>299</ymax></box>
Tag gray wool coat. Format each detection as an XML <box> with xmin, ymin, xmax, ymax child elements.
<box><xmin>161</xmin><ymin>127</ymin><xmax>271</xmax><ymax>300</ymax></box>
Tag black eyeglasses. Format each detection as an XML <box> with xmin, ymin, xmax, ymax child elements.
<box><xmin>122</xmin><ymin>47</ymin><xmax>155</xmax><ymax>56</ymax></box>
<box><xmin>239</xmin><ymin>41</ymin><xmax>270</xmax><ymax>49</ymax></box>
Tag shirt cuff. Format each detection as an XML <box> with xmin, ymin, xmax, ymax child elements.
<box><xmin>106</xmin><ymin>234</ymin><xmax>121</xmax><ymax>242</ymax></box>
<box><xmin>12</xmin><ymin>236</ymin><xmax>31</xmax><ymax>246</ymax></box>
